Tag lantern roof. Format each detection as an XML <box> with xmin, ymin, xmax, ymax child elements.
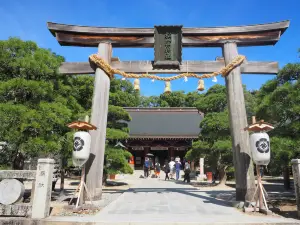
<box><xmin>67</xmin><ymin>121</ymin><xmax>97</xmax><ymax>130</ymax></box>
<box><xmin>244</xmin><ymin>120</ymin><xmax>274</xmax><ymax>132</ymax></box>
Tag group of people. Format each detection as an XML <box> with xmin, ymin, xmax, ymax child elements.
<box><xmin>143</xmin><ymin>157</ymin><xmax>191</xmax><ymax>183</ymax></box>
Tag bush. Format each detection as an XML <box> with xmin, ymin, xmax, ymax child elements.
<box><xmin>105</xmin><ymin>147</ymin><xmax>133</xmax><ymax>175</ymax></box>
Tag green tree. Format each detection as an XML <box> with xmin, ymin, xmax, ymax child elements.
<box><xmin>68</xmin><ymin>77</ymin><xmax>136</xmax><ymax>183</ymax></box>
<box><xmin>159</xmin><ymin>91</ymin><xmax>186</xmax><ymax>107</ymax></box>
<box><xmin>268</xmin><ymin>137</ymin><xmax>300</xmax><ymax>189</ymax></box>
<box><xmin>104</xmin><ymin>80</ymin><xmax>140</xmax><ymax>183</ymax></box>
<box><xmin>0</xmin><ymin>38</ymin><xmax>78</xmax><ymax>169</ymax></box>
<box><xmin>186</xmin><ymin>85</ymin><xmax>232</xmax><ymax>184</ymax></box>
<box><xmin>104</xmin><ymin>146</ymin><xmax>133</xmax><ymax>175</ymax></box>
<box><xmin>0</xmin><ymin>38</ymin><xmax>136</xmax><ymax>187</ymax></box>
<box><xmin>185</xmin><ymin>91</ymin><xmax>204</xmax><ymax>107</ymax></box>
<box><xmin>255</xmin><ymin>60</ymin><xmax>300</xmax><ymax>189</ymax></box>
<box><xmin>186</xmin><ymin>84</ymin><xmax>256</xmax><ymax>184</ymax></box>
<box><xmin>109</xmin><ymin>79</ymin><xmax>140</xmax><ymax>107</ymax></box>
<box><xmin>139</xmin><ymin>96</ymin><xmax>162</xmax><ymax>107</ymax></box>
<box><xmin>139</xmin><ymin>90</ymin><xmax>203</xmax><ymax>108</ymax></box>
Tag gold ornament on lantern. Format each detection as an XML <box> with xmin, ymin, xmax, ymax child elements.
<box><xmin>164</xmin><ymin>81</ymin><xmax>171</xmax><ymax>94</ymax></box>
<box><xmin>133</xmin><ymin>79</ymin><xmax>140</xmax><ymax>91</ymax></box>
<box><xmin>197</xmin><ymin>79</ymin><xmax>205</xmax><ymax>91</ymax></box>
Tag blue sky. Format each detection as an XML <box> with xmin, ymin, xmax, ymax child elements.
<box><xmin>0</xmin><ymin>0</ymin><xmax>299</xmax><ymax>96</ymax></box>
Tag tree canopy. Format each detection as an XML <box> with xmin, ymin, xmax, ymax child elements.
<box><xmin>255</xmin><ymin>60</ymin><xmax>300</xmax><ymax>182</ymax></box>
<box><xmin>0</xmin><ymin>38</ymin><xmax>136</xmax><ymax>175</ymax></box>
<box><xmin>0</xmin><ymin>38</ymin><xmax>74</xmax><ymax>168</ymax></box>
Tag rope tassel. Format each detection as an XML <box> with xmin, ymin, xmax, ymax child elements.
<box><xmin>164</xmin><ymin>81</ymin><xmax>171</xmax><ymax>94</ymax></box>
<box><xmin>134</xmin><ymin>78</ymin><xmax>140</xmax><ymax>91</ymax></box>
<box><xmin>197</xmin><ymin>79</ymin><xmax>205</xmax><ymax>91</ymax></box>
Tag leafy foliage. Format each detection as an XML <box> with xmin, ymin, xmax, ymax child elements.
<box><xmin>186</xmin><ymin>85</ymin><xmax>232</xmax><ymax>182</ymax></box>
<box><xmin>0</xmin><ymin>38</ymin><xmax>135</xmax><ymax>176</ymax></box>
<box><xmin>105</xmin><ymin>146</ymin><xmax>133</xmax><ymax>175</ymax></box>
<box><xmin>0</xmin><ymin>38</ymin><xmax>76</xmax><ymax>168</ymax></box>
<box><xmin>255</xmin><ymin>59</ymin><xmax>300</xmax><ymax>177</ymax></box>
<box><xmin>159</xmin><ymin>91</ymin><xmax>186</xmax><ymax>107</ymax></box>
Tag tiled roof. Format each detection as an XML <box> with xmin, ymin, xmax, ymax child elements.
<box><xmin>124</xmin><ymin>107</ymin><xmax>203</xmax><ymax>139</ymax></box>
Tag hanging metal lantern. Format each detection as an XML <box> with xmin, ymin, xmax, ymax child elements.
<box><xmin>72</xmin><ymin>131</ymin><xmax>91</xmax><ymax>167</ymax></box>
<box><xmin>164</xmin><ymin>81</ymin><xmax>171</xmax><ymax>94</ymax></box>
<box><xmin>197</xmin><ymin>79</ymin><xmax>205</xmax><ymax>91</ymax></box>
<box><xmin>133</xmin><ymin>79</ymin><xmax>140</xmax><ymax>91</ymax></box>
<box><xmin>250</xmin><ymin>132</ymin><xmax>270</xmax><ymax>166</ymax></box>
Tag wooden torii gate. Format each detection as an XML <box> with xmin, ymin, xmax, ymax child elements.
<box><xmin>47</xmin><ymin>20</ymin><xmax>289</xmax><ymax>201</ymax></box>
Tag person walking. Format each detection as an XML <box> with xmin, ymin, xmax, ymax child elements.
<box><xmin>155</xmin><ymin>160</ymin><xmax>161</xmax><ymax>178</ymax></box>
<box><xmin>163</xmin><ymin>160</ymin><xmax>170</xmax><ymax>180</ymax></box>
<box><xmin>144</xmin><ymin>157</ymin><xmax>150</xmax><ymax>178</ymax></box>
<box><xmin>169</xmin><ymin>157</ymin><xmax>175</xmax><ymax>179</ymax></box>
<box><xmin>175</xmin><ymin>160</ymin><xmax>181</xmax><ymax>181</ymax></box>
<box><xmin>183</xmin><ymin>161</ymin><xmax>191</xmax><ymax>183</ymax></box>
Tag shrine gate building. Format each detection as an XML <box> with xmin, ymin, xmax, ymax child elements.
<box><xmin>124</xmin><ymin>107</ymin><xmax>203</xmax><ymax>168</ymax></box>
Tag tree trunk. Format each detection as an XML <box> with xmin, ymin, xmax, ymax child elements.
<box><xmin>12</xmin><ymin>152</ymin><xmax>25</xmax><ymax>170</ymax></box>
<box><xmin>218</xmin><ymin>166</ymin><xmax>228</xmax><ymax>185</ymax></box>
<box><xmin>59</xmin><ymin>168</ymin><xmax>65</xmax><ymax>195</ymax></box>
<box><xmin>283</xmin><ymin>166</ymin><xmax>290</xmax><ymax>190</ymax></box>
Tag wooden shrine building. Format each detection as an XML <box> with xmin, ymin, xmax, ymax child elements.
<box><xmin>124</xmin><ymin>107</ymin><xmax>203</xmax><ymax>168</ymax></box>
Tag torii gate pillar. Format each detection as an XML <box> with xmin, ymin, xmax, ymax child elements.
<box><xmin>85</xmin><ymin>43</ymin><xmax>112</xmax><ymax>200</ymax></box>
<box><xmin>223</xmin><ymin>42</ymin><xmax>255</xmax><ymax>201</ymax></box>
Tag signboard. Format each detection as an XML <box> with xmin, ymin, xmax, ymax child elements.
<box><xmin>132</xmin><ymin>146</ymin><xmax>144</xmax><ymax>151</ymax></box>
<box><xmin>151</xmin><ymin>146</ymin><xmax>168</xmax><ymax>150</ymax></box>
<box><xmin>153</xmin><ymin>25</ymin><xmax>182</xmax><ymax>69</ymax></box>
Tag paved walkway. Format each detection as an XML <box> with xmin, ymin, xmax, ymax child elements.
<box><xmin>48</xmin><ymin>172</ymin><xmax>300</xmax><ymax>224</ymax></box>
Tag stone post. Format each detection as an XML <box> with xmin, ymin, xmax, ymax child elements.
<box><xmin>291</xmin><ymin>159</ymin><xmax>300</xmax><ymax>218</ymax></box>
<box><xmin>32</xmin><ymin>158</ymin><xmax>54</xmax><ymax>219</ymax></box>
<box><xmin>200</xmin><ymin>158</ymin><xmax>204</xmax><ymax>175</ymax></box>
<box><xmin>197</xmin><ymin>158</ymin><xmax>207</xmax><ymax>181</ymax></box>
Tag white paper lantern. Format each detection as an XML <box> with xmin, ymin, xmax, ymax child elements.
<box><xmin>250</xmin><ymin>132</ymin><xmax>270</xmax><ymax>166</ymax></box>
<box><xmin>72</xmin><ymin>131</ymin><xmax>91</xmax><ymax>167</ymax></box>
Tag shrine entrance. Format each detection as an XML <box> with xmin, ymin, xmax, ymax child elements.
<box><xmin>47</xmin><ymin>20</ymin><xmax>289</xmax><ymax>202</ymax></box>
<box><xmin>124</xmin><ymin>107</ymin><xmax>201</xmax><ymax>169</ymax></box>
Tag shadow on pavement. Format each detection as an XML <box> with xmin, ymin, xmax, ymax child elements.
<box><xmin>126</xmin><ymin>187</ymin><xmax>234</xmax><ymax>208</ymax></box>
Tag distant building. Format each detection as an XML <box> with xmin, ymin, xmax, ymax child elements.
<box><xmin>123</xmin><ymin>107</ymin><xmax>203</xmax><ymax>168</ymax></box>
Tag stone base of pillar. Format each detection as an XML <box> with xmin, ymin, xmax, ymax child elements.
<box><xmin>197</xmin><ymin>174</ymin><xmax>207</xmax><ymax>181</ymax></box>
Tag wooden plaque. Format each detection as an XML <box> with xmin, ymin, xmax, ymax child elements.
<box><xmin>153</xmin><ymin>25</ymin><xmax>182</xmax><ymax>69</ymax></box>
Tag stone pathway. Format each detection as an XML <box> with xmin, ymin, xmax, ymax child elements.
<box><xmin>48</xmin><ymin>172</ymin><xmax>300</xmax><ymax>224</ymax></box>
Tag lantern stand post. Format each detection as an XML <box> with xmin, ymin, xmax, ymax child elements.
<box><xmin>244</xmin><ymin>116</ymin><xmax>274</xmax><ymax>215</ymax></box>
<box><xmin>66</xmin><ymin>116</ymin><xmax>97</xmax><ymax>209</ymax></box>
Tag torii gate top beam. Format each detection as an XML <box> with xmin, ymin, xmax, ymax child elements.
<box><xmin>47</xmin><ymin>21</ymin><xmax>289</xmax><ymax>48</ymax></box>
